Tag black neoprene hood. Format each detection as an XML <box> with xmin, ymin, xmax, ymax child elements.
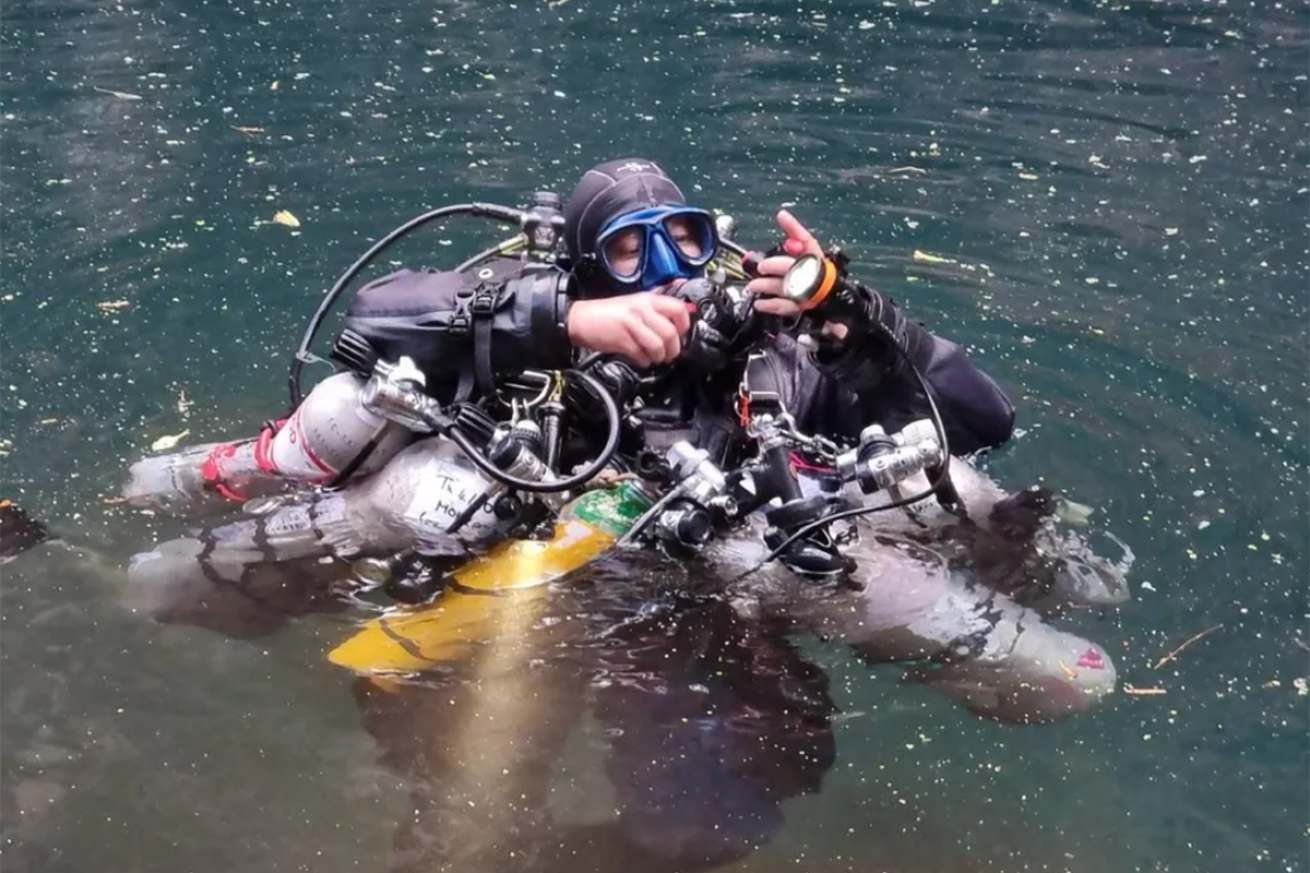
<box><xmin>562</xmin><ymin>157</ymin><xmax>688</xmax><ymax>262</ymax></box>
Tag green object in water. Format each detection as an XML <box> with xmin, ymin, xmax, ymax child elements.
<box><xmin>570</xmin><ymin>481</ymin><xmax>654</xmax><ymax>538</ymax></box>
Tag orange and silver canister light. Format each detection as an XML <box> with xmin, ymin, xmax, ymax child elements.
<box><xmin>781</xmin><ymin>254</ymin><xmax>841</xmax><ymax>311</ymax></box>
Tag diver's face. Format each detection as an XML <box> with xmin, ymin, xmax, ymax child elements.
<box><xmin>602</xmin><ymin>216</ymin><xmax>706</xmax><ymax>286</ymax></box>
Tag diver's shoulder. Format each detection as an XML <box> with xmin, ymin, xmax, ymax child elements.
<box><xmin>347</xmin><ymin>256</ymin><xmax>541</xmax><ymax>317</ymax></box>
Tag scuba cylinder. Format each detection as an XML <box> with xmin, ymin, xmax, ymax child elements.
<box><xmin>268</xmin><ymin>371</ymin><xmax>412</xmax><ymax>482</ymax></box>
<box><xmin>326</xmin><ymin>478</ymin><xmax>655</xmax><ymax>675</ymax></box>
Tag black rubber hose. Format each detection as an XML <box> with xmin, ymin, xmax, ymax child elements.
<box><xmin>443</xmin><ymin>369</ymin><xmax>621</xmax><ymax>494</ymax></box>
<box><xmin>446</xmin><ymin>490</ymin><xmax>493</xmax><ymax>534</ymax></box>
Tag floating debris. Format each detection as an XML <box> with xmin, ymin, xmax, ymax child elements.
<box><xmin>93</xmin><ymin>85</ymin><xmax>142</xmax><ymax>101</ymax></box>
<box><xmin>1123</xmin><ymin>685</ymin><xmax>1167</xmax><ymax>696</ymax></box>
<box><xmin>96</xmin><ymin>299</ymin><xmax>131</xmax><ymax>311</ymax></box>
<box><xmin>272</xmin><ymin>210</ymin><xmax>301</xmax><ymax>228</ymax></box>
<box><xmin>912</xmin><ymin>249</ymin><xmax>953</xmax><ymax>265</ymax></box>
<box><xmin>1057</xmin><ymin>497</ymin><xmax>1095</xmax><ymax>526</ymax></box>
<box><xmin>1154</xmin><ymin>624</ymin><xmax>1223</xmax><ymax>670</ymax></box>
<box><xmin>150</xmin><ymin>429</ymin><xmax>192</xmax><ymax>452</ymax></box>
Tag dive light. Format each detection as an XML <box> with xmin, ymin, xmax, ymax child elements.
<box><xmin>779</xmin><ymin>251</ymin><xmax>848</xmax><ymax>313</ymax></box>
<box><xmin>778</xmin><ymin>249</ymin><xmax>896</xmax><ymax>358</ymax></box>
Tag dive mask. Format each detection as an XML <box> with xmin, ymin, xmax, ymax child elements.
<box><xmin>595</xmin><ymin>205</ymin><xmax>719</xmax><ymax>291</ymax></box>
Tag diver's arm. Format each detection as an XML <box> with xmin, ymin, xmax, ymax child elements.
<box><xmin>808</xmin><ymin>300</ymin><xmax>1016</xmax><ymax>455</ymax></box>
<box><xmin>745</xmin><ymin>209</ymin><xmax>1014</xmax><ymax>455</ymax></box>
<box><xmin>342</xmin><ymin>267</ymin><xmax>574</xmax><ymax>390</ymax></box>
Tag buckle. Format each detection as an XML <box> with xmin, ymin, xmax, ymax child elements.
<box><xmin>471</xmin><ymin>284</ymin><xmax>498</xmax><ymax>316</ymax></box>
<box><xmin>742</xmin><ymin>351</ymin><xmax>784</xmax><ymax>414</ymax></box>
<box><xmin>448</xmin><ymin>289</ymin><xmax>473</xmax><ymax>333</ymax></box>
<box><xmin>747</xmin><ymin>387</ymin><xmax>782</xmax><ymax>413</ymax></box>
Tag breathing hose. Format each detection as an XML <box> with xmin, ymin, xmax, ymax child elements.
<box><xmin>442</xmin><ymin>369</ymin><xmax>622</xmax><ymax>494</ymax></box>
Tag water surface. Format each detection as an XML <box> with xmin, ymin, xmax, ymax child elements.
<box><xmin>2</xmin><ymin>1</ymin><xmax>1306</xmax><ymax>871</ymax></box>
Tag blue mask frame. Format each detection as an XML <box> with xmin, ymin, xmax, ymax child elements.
<box><xmin>595</xmin><ymin>205</ymin><xmax>719</xmax><ymax>291</ymax></box>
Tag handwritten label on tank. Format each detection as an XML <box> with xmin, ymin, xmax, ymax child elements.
<box><xmin>403</xmin><ymin>463</ymin><xmax>495</xmax><ymax>540</ymax></box>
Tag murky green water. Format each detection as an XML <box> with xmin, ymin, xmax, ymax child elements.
<box><xmin>2</xmin><ymin>1</ymin><xmax>1306</xmax><ymax>871</ymax></box>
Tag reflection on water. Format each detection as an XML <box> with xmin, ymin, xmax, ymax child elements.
<box><xmin>2</xmin><ymin>0</ymin><xmax>1306</xmax><ymax>871</ymax></box>
<box><xmin>342</xmin><ymin>580</ymin><xmax>839</xmax><ymax>873</ymax></box>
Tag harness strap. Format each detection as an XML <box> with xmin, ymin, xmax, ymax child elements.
<box><xmin>448</xmin><ymin>281</ymin><xmax>501</xmax><ymax>402</ymax></box>
<box><xmin>472</xmin><ymin>283</ymin><xmax>497</xmax><ymax>396</ymax></box>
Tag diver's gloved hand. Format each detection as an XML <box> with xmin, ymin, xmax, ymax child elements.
<box><xmin>567</xmin><ymin>292</ymin><xmax>692</xmax><ymax>369</ymax></box>
<box><xmin>744</xmin><ymin>210</ymin><xmax>878</xmax><ymax>341</ymax></box>
<box><xmin>745</xmin><ymin>208</ymin><xmax>916</xmax><ymax>384</ymax></box>
<box><xmin>744</xmin><ymin>210</ymin><xmax>826</xmax><ymax>320</ymax></box>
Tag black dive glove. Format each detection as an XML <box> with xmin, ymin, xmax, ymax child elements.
<box><xmin>806</xmin><ymin>282</ymin><xmax>930</xmax><ymax>395</ymax></box>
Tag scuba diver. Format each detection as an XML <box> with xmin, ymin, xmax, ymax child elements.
<box><xmin>116</xmin><ymin>156</ymin><xmax>1131</xmax><ymax>869</ymax></box>
<box><xmin>127</xmin><ymin>157</ymin><xmax>1015</xmax><ymax>539</ymax></box>
<box><xmin>124</xmin><ymin>156</ymin><xmax>1126</xmax><ymax>722</ymax></box>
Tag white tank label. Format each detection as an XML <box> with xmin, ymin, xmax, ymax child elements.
<box><xmin>402</xmin><ymin>459</ymin><xmax>496</xmax><ymax>538</ymax></box>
